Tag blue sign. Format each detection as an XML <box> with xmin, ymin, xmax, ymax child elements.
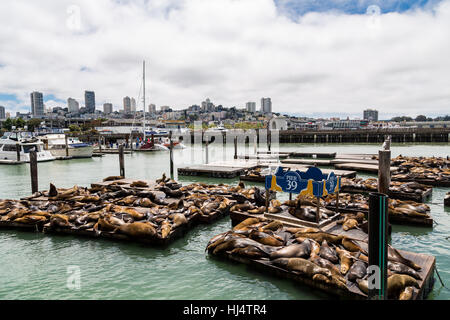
<box><xmin>265</xmin><ymin>167</ymin><xmax>341</xmax><ymax>197</ymax></box>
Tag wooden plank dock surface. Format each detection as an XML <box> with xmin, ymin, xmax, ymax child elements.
<box><xmin>339</xmin><ymin>186</ymin><xmax>432</xmax><ymax>203</ymax></box>
<box><xmin>335</xmin><ymin>163</ymin><xmax>398</xmax><ymax>174</ymax></box>
<box><xmin>281</xmin><ymin>159</ymin><xmax>333</xmax><ymax>165</ymax></box>
<box><xmin>391</xmin><ymin>177</ymin><xmax>450</xmax><ymax>188</ymax></box>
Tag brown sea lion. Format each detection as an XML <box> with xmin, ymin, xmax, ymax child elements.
<box><xmin>356</xmin><ymin>278</ymin><xmax>369</xmax><ymax>295</ymax></box>
<box><xmin>312</xmin><ymin>274</ymin><xmax>348</xmax><ymax>291</ymax></box>
<box><xmin>347</xmin><ymin>260</ymin><xmax>367</xmax><ymax>282</ymax></box>
<box><xmin>286</xmin><ymin>227</ymin><xmax>319</xmax><ymax>234</ymax></box>
<box><xmin>310</xmin><ymin>255</ymin><xmax>345</xmax><ymax>282</ymax></box>
<box><xmin>341</xmin><ymin>237</ymin><xmax>367</xmax><ymax>255</ymax></box>
<box><xmin>160</xmin><ymin>220</ymin><xmax>172</xmax><ymax>239</ymax></box>
<box><xmin>272</xmin><ymin>258</ymin><xmax>332</xmax><ymax>279</ymax></box>
<box><xmin>387</xmin><ymin>274</ymin><xmax>419</xmax><ymax>298</ymax></box>
<box><xmin>249</xmin><ymin>230</ymin><xmax>284</xmax><ymax>246</ymax></box>
<box><xmin>387</xmin><ymin>261</ymin><xmax>422</xmax><ymax>280</ymax></box>
<box><xmin>233</xmin><ymin>218</ymin><xmax>261</xmax><ymax>231</ymax></box>
<box><xmin>103</xmin><ymin>176</ymin><xmax>124</xmax><ymax>182</ymax></box>
<box><xmin>212</xmin><ymin>237</ymin><xmax>278</xmax><ymax>256</ymax></box>
<box><xmin>14</xmin><ymin>215</ymin><xmax>47</xmax><ymax>224</ymax></box>
<box><xmin>388</xmin><ymin>246</ymin><xmax>421</xmax><ymax>271</ymax></box>
<box><xmin>336</xmin><ymin>247</ymin><xmax>354</xmax><ymax>275</ymax></box>
<box><xmin>319</xmin><ymin>240</ymin><xmax>339</xmax><ymax>264</ymax></box>
<box><xmin>269</xmin><ymin>241</ymin><xmax>311</xmax><ymax>260</ymax></box>
<box><xmin>230</xmin><ymin>246</ymin><xmax>267</xmax><ymax>259</ymax></box>
<box><xmin>117</xmin><ymin>222</ymin><xmax>157</xmax><ymax>238</ymax></box>
<box><xmin>261</xmin><ymin>220</ymin><xmax>283</xmax><ymax>232</ymax></box>
<box><xmin>130</xmin><ymin>181</ymin><xmax>148</xmax><ymax>188</ymax></box>
<box><xmin>295</xmin><ymin>232</ymin><xmax>343</xmax><ymax>245</ymax></box>
<box><xmin>50</xmin><ymin>214</ymin><xmax>72</xmax><ymax>228</ymax></box>
<box><xmin>343</xmin><ymin>218</ymin><xmax>359</xmax><ymax>231</ymax></box>
<box><xmin>48</xmin><ymin>183</ymin><xmax>58</xmax><ymax>197</ymax></box>
<box><xmin>399</xmin><ymin>286</ymin><xmax>414</xmax><ymax>300</ymax></box>
<box><xmin>172</xmin><ymin>213</ymin><xmax>187</xmax><ymax>228</ymax></box>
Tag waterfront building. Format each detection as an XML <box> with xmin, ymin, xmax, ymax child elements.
<box><xmin>260</xmin><ymin>97</ymin><xmax>272</xmax><ymax>114</ymax></box>
<box><xmin>123</xmin><ymin>96</ymin><xmax>131</xmax><ymax>113</ymax></box>
<box><xmin>363</xmin><ymin>108</ymin><xmax>378</xmax><ymax>121</ymax></box>
<box><xmin>103</xmin><ymin>103</ymin><xmax>113</xmax><ymax>114</ymax></box>
<box><xmin>246</xmin><ymin>102</ymin><xmax>256</xmax><ymax>113</ymax></box>
<box><xmin>0</xmin><ymin>106</ymin><xmax>5</xmax><ymax>119</ymax></box>
<box><xmin>269</xmin><ymin>115</ymin><xmax>288</xmax><ymax>130</ymax></box>
<box><xmin>84</xmin><ymin>91</ymin><xmax>96</xmax><ymax>113</ymax></box>
<box><xmin>67</xmin><ymin>98</ymin><xmax>79</xmax><ymax>113</ymax></box>
<box><xmin>30</xmin><ymin>91</ymin><xmax>44</xmax><ymax>117</ymax></box>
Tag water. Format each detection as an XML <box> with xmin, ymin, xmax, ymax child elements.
<box><xmin>0</xmin><ymin>143</ymin><xmax>449</xmax><ymax>299</ymax></box>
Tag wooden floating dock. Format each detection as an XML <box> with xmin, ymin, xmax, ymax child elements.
<box><xmin>339</xmin><ymin>186</ymin><xmax>432</xmax><ymax>203</ymax></box>
<box><xmin>178</xmin><ymin>161</ymin><xmax>259</xmax><ymax>178</ymax></box>
<box><xmin>391</xmin><ymin>177</ymin><xmax>450</xmax><ymax>188</ymax></box>
<box><xmin>289</xmin><ymin>152</ymin><xmax>337</xmax><ymax>159</ymax></box>
<box><xmin>222</xmin><ymin>212</ymin><xmax>435</xmax><ymax>299</ymax></box>
<box><xmin>334</xmin><ymin>163</ymin><xmax>399</xmax><ymax>174</ymax></box>
<box><xmin>281</xmin><ymin>159</ymin><xmax>333</xmax><ymax>166</ymax></box>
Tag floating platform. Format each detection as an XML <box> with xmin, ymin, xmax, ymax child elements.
<box><xmin>240</xmin><ymin>167</ymin><xmax>356</xmax><ymax>183</ymax></box>
<box><xmin>0</xmin><ymin>220</ymin><xmax>44</xmax><ymax>232</ymax></box>
<box><xmin>330</xmin><ymin>159</ymin><xmax>380</xmax><ymax>165</ymax></box>
<box><xmin>214</xmin><ymin>216</ymin><xmax>435</xmax><ymax>300</ymax></box>
<box><xmin>339</xmin><ymin>186</ymin><xmax>432</xmax><ymax>203</ymax></box>
<box><xmin>391</xmin><ymin>177</ymin><xmax>450</xmax><ymax>188</ymax></box>
<box><xmin>281</xmin><ymin>159</ymin><xmax>333</xmax><ymax>166</ymax></box>
<box><xmin>334</xmin><ymin>163</ymin><xmax>399</xmax><ymax>174</ymax></box>
<box><xmin>178</xmin><ymin>161</ymin><xmax>259</xmax><ymax>178</ymax></box>
<box><xmin>289</xmin><ymin>152</ymin><xmax>337</xmax><ymax>159</ymax></box>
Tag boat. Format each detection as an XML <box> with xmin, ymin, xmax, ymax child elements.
<box><xmin>135</xmin><ymin>60</ymin><xmax>169</xmax><ymax>152</ymax></box>
<box><xmin>40</xmin><ymin>134</ymin><xmax>93</xmax><ymax>158</ymax></box>
<box><xmin>160</xmin><ymin>137</ymin><xmax>186</xmax><ymax>149</ymax></box>
<box><xmin>206</xmin><ymin>124</ymin><xmax>228</xmax><ymax>133</ymax></box>
<box><xmin>0</xmin><ymin>131</ymin><xmax>55</xmax><ymax>162</ymax></box>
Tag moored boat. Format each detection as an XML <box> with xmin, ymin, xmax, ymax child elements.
<box><xmin>0</xmin><ymin>132</ymin><xmax>55</xmax><ymax>163</ymax></box>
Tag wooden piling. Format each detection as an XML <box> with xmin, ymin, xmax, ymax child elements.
<box><xmin>234</xmin><ymin>136</ymin><xmax>238</xmax><ymax>160</ymax></box>
<box><xmin>169</xmin><ymin>131</ymin><xmax>174</xmax><ymax>179</ymax></box>
<box><xmin>265</xmin><ymin>189</ymin><xmax>270</xmax><ymax>213</ymax></box>
<box><xmin>205</xmin><ymin>135</ymin><xmax>209</xmax><ymax>164</ymax></box>
<box><xmin>119</xmin><ymin>144</ymin><xmax>125</xmax><ymax>178</ymax></box>
<box><xmin>29</xmin><ymin>150</ymin><xmax>38</xmax><ymax>194</ymax></box>
<box><xmin>316</xmin><ymin>196</ymin><xmax>320</xmax><ymax>224</ymax></box>
<box><xmin>98</xmin><ymin>135</ymin><xmax>102</xmax><ymax>152</ymax></box>
<box><xmin>378</xmin><ymin>150</ymin><xmax>391</xmax><ymax>194</ymax></box>
<box><xmin>368</xmin><ymin>192</ymin><xmax>389</xmax><ymax>300</ymax></box>
<box><xmin>65</xmin><ymin>134</ymin><xmax>69</xmax><ymax>157</ymax></box>
<box><xmin>16</xmin><ymin>143</ymin><xmax>21</xmax><ymax>161</ymax></box>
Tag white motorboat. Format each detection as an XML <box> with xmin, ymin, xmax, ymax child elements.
<box><xmin>160</xmin><ymin>137</ymin><xmax>186</xmax><ymax>149</ymax></box>
<box><xmin>0</xmin><ymin>132</ymin><xmax>55</xmax><ymax>162</ymax></box>
<box><xmin>40</xmin><ymin>134</ymin><xmax>93</xmax><ymax>158</ymax></box>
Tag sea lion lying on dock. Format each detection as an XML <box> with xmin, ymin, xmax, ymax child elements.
<box><xmin>269</xmin><ymin>241</ymin><xmax>311</xmax><ymax>260</ymax></box>
<box><xmin>272</xmin><ymin>257</ymin><xmax>332</xmax><ymax>279</ymax></box>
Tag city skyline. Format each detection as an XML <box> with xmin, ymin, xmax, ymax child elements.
<box><xmin>1</xmin><ymin>0</ymin><xmax>449</xmax><ymax>118</ymax></box>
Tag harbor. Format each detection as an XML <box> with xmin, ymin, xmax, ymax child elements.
<box><xmin>0</xmin><ymin>142</ymin><xmax>449</xmax><ymax>299</ymax></box>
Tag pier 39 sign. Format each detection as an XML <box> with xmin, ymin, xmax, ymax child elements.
<box><xmin>265</xmin><ymin>167</ymin><xmax>341</xmax><ymax>197</ymax></box>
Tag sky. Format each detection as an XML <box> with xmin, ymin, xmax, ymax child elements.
<box><xmin>0</xmin><ymin>0</ymin><xmax>449</xmax><ymax>120</ymax></box>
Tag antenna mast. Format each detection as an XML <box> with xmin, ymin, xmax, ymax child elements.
<box><xmin>143</xmin><ymin>60</ymin><xmax>146</xmax><ymax>140</ymax></box>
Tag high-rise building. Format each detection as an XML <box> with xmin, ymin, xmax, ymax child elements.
<box><xmin>123</xmin><ymin>96</ymin><xmax>131</xmax><ymax>113</ymax></box>
<box><xmin>103</xmin><ymin>103</ymin><xmax>113</xmax><ymax>114</ymax></box>
<box><xmin>0</xmin><ymin>106</ymin><xmax>5</xmax><ymax>119</ymax></box>
<box><xmin>131</xmin><ymin>98</ymin><xmax>136</xmax><ymax>112</ymax></box>
<box><xmin>84</xmin><ymin>91</ymin><xmax>96</xmax><ymax>113</ymax></box>
<box><xmin>148</xmin><ymin>104</ymin><xmax>156</xmax><ymax>114</ymax></box>
<box><xmin>260</xmin><ymin>98</ymin><xmax>272</xmax><ymax>114</ymax></box>
<box><xmin>201</xmin><ymin>98</ymin><xmax>215</xmax><ymax>112</ymax></box>
<box><xmin>67</xmin><ymin>98</ymin><xmax>79</xmax><ymax>113</ymax></box>
<box><xmin>363</xmin><ymin>109</ymin><xmax>378</xmax><ymax>121</ymax></box>
<box><xmin>246</xmin><ymin>102</ymin><xmax>256</xmax><ymax>113</ymax></box>
<box><xmin>30</xmin><ymin>91</ymin><xmax>44</xmax><ymax>117</ymax></box>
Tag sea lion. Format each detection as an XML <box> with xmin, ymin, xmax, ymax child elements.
<box><xmin>261</xmin><ymin>220</ymin><xmax>283</xmax><ymax>232</ymax></box>
<box><xmin>50</xmin><ymin>214</ymin><xmax>72</xmax><ymax>228</ymax></box>
<box><xmin>212</xmin><ymin>237</ymin><xmax>278</xmax><ymax>256</ymax></box>
<box><xmin>341</xmin><ymin>237</ymin><xmax>367</xmax><ymax>255</ymax></box>
<box><xmin>230</xmin><ymin>203</ymin><xmax>255</xmax><ymax>212</ymax></box>
<box><xmin>387</xmin><ymin>274</ymin><xmax>419</xmax><ymax>298</ymax></box>
<box><xmin>233</xmin><ymin>218</ymin><xmax>261</xmax><ymax>231</ymax></box>
<box><xmin>312</xmin><ymin>274</ymin><xmax>348</xmax><ymax>291</ymax></box>
<box><xmin>336</xmin><ymin>247</ymin><xmax>354</xmax><ymax>275</ymax></box>
<box><xmin>319</xmin><ymin>240</ymin><xmax>339</xmax><ymax>264</ymax></box>
<box><xmin>14</xmin><ymin>215</ymin><xmax>47</xmax><ymax>224</ymax></box>
<box><xmin>160</xmin><ymin>220</ymin><xmax>172</xmax><ymax>238</ymax></box>
<box><xmin>269</xmin><ymin>241</ymin><xmax>311</xmax><ymax>260</ymax></box>
<box><xmin>310</xmin><ymin>255</ymin><xmax>344</xmax><ymax>280</ymax></box>
<box><xmin>103</xmin><ymin>176</ymin><xmax>124</xmax><ymax>182</ymax></box>
<box><xmin>249</xmin><ymin>230</ymin><xmax>284</xmax><ymax>246</ymax></box>
<box><xmin>112</xmin><ymin>206</ymin><xmax>145</xmax><ymax>220</ymax></box>
<box><xmin>130</xmin><ymin>180</ymin><xmax>148</xmax><ymax>188</ymax></box>
<box><xmin>289</xmin><ymin>207</ymin><xmax>317</xmax><ymax>222</ymax></box>
<box><xmin>387</xmin><ymin>261</ymin><xmax>422</xmax><ymax>280</ymax></box>
<box><xmin>230</xmin><ymin>246</ymin><xmax>267</xmax><ymax>259</ymax></box>
<box><xmin>172</xmin><ymin>213</ymin><xmax>187</xmax><ymax>228</ymax></box>
<box><xmin>343</xmin><ymin>218</ymin><xmax>359</xmax><ymax>231</ymax></box>
<box><xmin>248</xmin><ymin>206</ymin><xmax>266</xmax><ymax>214</ymax></box>
<box><xmin>272</xmin><ymin>258</ymin><xmax>332</xmax><ymax>279</ymax></box>
<box><xmin>286</xmin><ymin>227</ymin><xmax>319</xmax><ymax>234</ymax></box>
<box><xmin>347</xmin><ymin>260</ymin><xmax>367</xmax><ymax>282</ymax></box>
<box><xmin>356</xmin><ymin>278</ymin><xmax>368</xmax><ymax>295</ymax></box>
<box><xmin>48</xmin><ymin>183</ymin><xmax>58</xmax><ymax>197</ymax></box>
<box><xmin>117</xmin><ymin>222</ymin><xmax>157</xmax><ymax>239</ymax></box>
<box><xmin>388</xmin><ymin>246</ymin><xmax>421</xmax><ymax>271</ymax></box>
<box><xmin>399</xmin><ymin>286</ymin><xmax>414</xmax><ymax>300</ymax></box>
<box><xmin>309</xmin><ymin>239</ymin><xmax>321</xmax><ymax>258</ymax></box>
<box><xmin>295</xmin><ymin>232</ymin><xmax>343</xmax><ymax>245</ymax></box>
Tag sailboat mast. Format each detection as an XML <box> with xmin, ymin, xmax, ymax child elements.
<box><xmin>143</xmin><ymin>60</ymin><xmax>146</xmax><ymax>141</ymax></box>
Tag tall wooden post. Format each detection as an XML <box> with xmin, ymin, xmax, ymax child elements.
<box><xmin>378</xmin><ymin>150</ymin><xmax>391</xmax><ymax>195</ymax></box>
<box><xmin>98</xmin><ymin>135</ymin><xmax>102</xmax><ymax>152</ymax></box>
<box><xmin>335</xmin><ymin>190</ymin><xmax>340</xmax><ymax>213</ymax></box>
<box><xmin>169</xmin><ymin>131</ymin><xmax>174</xmax><ymax>179</ymax></box>
<box><xmin>16</xmin><ymin>143</ymin><xmax>21</xmax><ymax>161</ymax></box>
<box><xmin>29</xmin><ymin>150</ymin><xmax>38</xmax><ymax>194</ymax></box>
<box><xmin>205</xmin><ymin>136</ymin><xmax>209</xmax><ymax>164</ymax></box>
<box><xmin>65</xmin><ymin>134</ymin><xmax>69</xmax><ymax>157</ymax></box>
<box><xmin>268</xmin><ymin>130</ymin><xmax>271</xmax><ymax>153</ymax></box>
<box><xmin>316</xmin><ymin>196</ymin><xmax>320</xmax><ymax>223</ymax></box>
<box><xmin>234</xmin><ymin>136</ymin><xmax>237</xmax><ymax>160</ymax></box>
<box><xmin>368</xmin><ymin>192</ymin><xmax>388</xmax><ymax>300</ymax></box>
<box><xmin>265</xmin><ymin>189</ymin><xmax>269</xmax><ymax>213</ymax></box>
<box><xmin>119</xmin><ymin>144</ymin><xmax>125</xmax><ymax>178</ymax></box>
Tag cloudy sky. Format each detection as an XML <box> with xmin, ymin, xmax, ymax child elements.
<box><xmin>0</xmin><ymin>0</ymin><xmax>449</xmax><ymax>119</ymax></box>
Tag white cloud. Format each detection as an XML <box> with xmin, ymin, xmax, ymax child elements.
<box><xmin>0</xmin><ymin>0</ymin><xmax>449</xmax><ymax>118</ymax></box>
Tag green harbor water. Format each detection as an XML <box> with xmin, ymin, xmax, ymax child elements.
<box><xmin>0</xmin><ymin>143</ymin><xmax>449</xmax><ymax>299</ymax></box>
